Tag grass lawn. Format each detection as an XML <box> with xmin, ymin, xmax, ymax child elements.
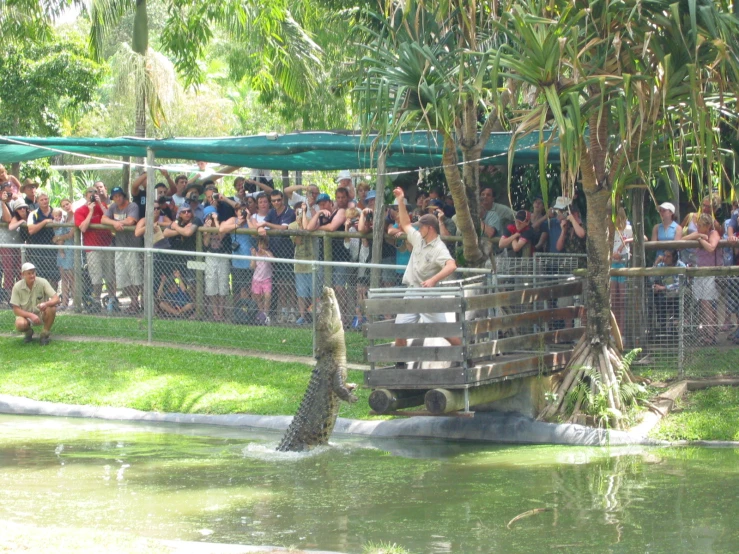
<box><xmin>650</xmin><ymin>386</ymin><xmax>739</xmax><ymax>441</ymax></box>
<box><xmin>0</xmin><ymin>310</ymin><xmax>370</xmax><ymax>364</ymax></box>
<box><xmin>0</xmin><ymin>337</ymin><xmax>376</xmax><ymax>420</ymax></box>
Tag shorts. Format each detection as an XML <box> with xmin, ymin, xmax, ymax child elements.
<box><xmin>252</xmin><ymin>278</ymin><xmax>272</xmax><ymax>296</ymax></box>
<box><xmin>205</xmin><ymin>256</ymin><xmax>230</xmax><ymax>296</ymax></box>
<box><xmin>610</xmin><ymin>261</ymin><xmax>626</xmax><ymax>284</ymax></box>
<box><xmin>87</xmin><ymin>250</ymin><xmax>116</xmax><ymax>287</ymax></box>
<box><xmin>232</xmin><ymin>267</ymin><xmax>254</xmax><ymax>293</ymax></box>
<box><xmin>395</xmin><ymin>291</ymin><xmax>454</xmax><ymax>325</ymax></box>
<box><xmin>295</xmin><ymin>272</ymin><xmax>313</xmax><ymax>298</ymax></box>
<box><xmin>693</xmin><ymin>276</ymin><xmax>718</xmax><ymax>301</ymax></box>
<box><xmin>114</xmin><ymin>250</ymin><xmax>142</xmax><ymax>289</ymax></box>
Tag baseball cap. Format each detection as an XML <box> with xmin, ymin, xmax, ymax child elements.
<box><xmin>110</xmin><ymin>186</ymin><xmax>126</xmax><ymax>198</ymax></box>
<box><xmin>365</xmin><ymin>190</ymin><xmax>377</xmax><ymax>202</ymax></box>
<box><xmin>21</xmin><ymin>262</ymin><xmax>36</xmax><ymax>272</ymax></box>
<box><xmin>552</xmin><ymin>196</ymin><xmax>571</xmax><ymax>210</ymax></box>
<box><xmin>316</xmin><ymin>193</ymin><xmax>331</xmax><ymax>203</ymax></box>
<box><xmin>659</xmin><ymin>202</ymin><xmax>676</xmax><ymax>213</ymax></box>
<box><xmin>336</xmin><ymin>170</ymin><xmax>351</xmax><ymax>182</ymax></box>
<box><xmin>177</xmin><ymin>204</ymin><xmax>193</xmax><ymax>215</ymax></box>
<box><xmin>427</xmin><ymin>199</ymin><xmax>444</xmax><ymax>209</ymax></box>
<box><xmin>203</xmin><ymin>205</ymin><xmax>217</xmax><ymax>218</ymax></box>
<box><xmin>21</xmin><ymin>180</ymin><xmax>37</xmax><ymax>191</ymax></box>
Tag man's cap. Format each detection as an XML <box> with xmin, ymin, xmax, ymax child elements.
<box><xmin>110</xmin><ymin>186</ymin><xmax>126</xmax><ymax>198</ymax></box>
<box><xmin>21</xmin><ymin>180</ymin><xmax>37</xmax><ymax>191</ymax></box>
<box><xmin>552</xmin><ymin>196</ymin><xmax>571</xmax><ymax>210</ymax></box>
<box><xmin>155</xmin><ymin>182</ymin><xmax>168</xmax><ymax>190</ymax></box>
<box><xmin>515</xmin><ymin>210</ymin><xmax>530</xmax><ymax>222</ymax></box>
<box><xmin>365</xmin><ymin>190</ymin><xmax>377</xmax><ymax>201</ymax></box>
<box><xmin>21</xmin><ymin>262</ymin><xmax>36</xmax><ymax>272</ymax></box>
<box><xmin>203</xmin><ymin>205</ymin><xmax>217</xmax><ymax>218</ymax></box>
<box><xmin>418</xmin><ymin>213</ymin><xmax>440</xmax><ymax>232</ymax></box>
<box><xmin>204</xmin><ymin>184</ymin><xmax>218</xmax><ymax>192</ymax></box>
<box><xmin>316</xmin><ymin>193</ymin><xmax>331</xmax><ymax>203</ymax></box>
<box><xmin>427</xmin><ymin>199</ymin><xmax>444</xmax><ymax>209</ymax></box>
<box><xmin>336</xmin><ymin>170</ymin><xmax>351</xmax><ymax>182</ymax></box>
<box><xmin>10</xmin><ymin>200</ymin><xmax>28</xmax><ymax>211</ymax></box>
<box><xmin>659</xmin><ymin>202</ymin><xmax>676</xmax><ymax>213</ymax></box>
<box><xmin>178</xmin><ymin>204</ymin><xmax>193</xmax><ymax>215</ymax></box>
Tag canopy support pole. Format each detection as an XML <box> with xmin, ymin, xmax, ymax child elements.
<box><xmin>370</xmin><ymin>150</ymin><xmax>387</xmax><ymax>289</ymax></box>
<box><xmin>144</xmin><ymin>148</ymin><xmax>156</xmax><ymax>344</ymax></box>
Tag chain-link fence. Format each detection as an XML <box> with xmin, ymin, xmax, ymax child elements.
<box><xmin>0</xmin><ymin>242</ymin><xmax>488</xmax><ymax>364</ymax></box>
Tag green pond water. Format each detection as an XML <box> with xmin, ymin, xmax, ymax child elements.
<box><xmin>1</xmin><ymin>415</ymin><xmax>738</xmax><ymax>553</ymax></box>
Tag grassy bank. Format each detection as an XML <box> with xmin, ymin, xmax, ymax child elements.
<box><xmin>651</xmin><ymin>386</ymin><xmax>739</xmax><ymax>441</ymax></box>
<box><xmin>0</xmin><ymin>310</ymin><xmax>370</xmax><ymax>364</ymax></box>
<box><xmin>0</xmin><ymin>337</ymin><xmax>375</xmax><ymax>420</ymax></box>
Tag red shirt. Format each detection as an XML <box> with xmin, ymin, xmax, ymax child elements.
<box><xmin>74</xmin><ymin>204</ymin><xmax>112</xmax><ymax>249</ymax></box>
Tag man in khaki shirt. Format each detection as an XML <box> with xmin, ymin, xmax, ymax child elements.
<box><xmin>10</xmin><ymin>262</ymin><xmax>59</xmax><ymax>345</ymax></box>
<box><xmin>392</xmin><ymin>187</ymin><xmax>461</xmax><ymax>352</ymax></box>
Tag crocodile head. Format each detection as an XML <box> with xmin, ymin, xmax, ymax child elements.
<box><xmin>316</xmin><ymin>286</ymin><xmax>343</xmax><ymax>340</ymax></box>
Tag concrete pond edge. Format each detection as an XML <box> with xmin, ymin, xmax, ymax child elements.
<box><xmin>0</xmin><ymin>393</ymin><xmax>662</xmax><ymax>447</ymax></box>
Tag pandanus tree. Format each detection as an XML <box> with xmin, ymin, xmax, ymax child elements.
<box><xmin>490</xmin><ymin>0</ymin><xmax>739</xmax><ymax>424</ymax></box>
<box><xmin>355</xmin><ymin>1</ymin><xmax>510</xmax><ymax>266</ymax></box>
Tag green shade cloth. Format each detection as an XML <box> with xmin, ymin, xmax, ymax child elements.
<box><xmin>0</xmin><ymin>131</ymin><xmax>558</xmax><ymax>170</ymax></box>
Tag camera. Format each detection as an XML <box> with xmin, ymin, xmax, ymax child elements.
<box><xmin>188</xmin><ymin>194</ymin><xmax>199</xmax><ymax>202</ymax></box>
<box><xmin>318</xmin><ymin>213</ymin><xmax>330</xmax><ymax>226</ymax></box>
<box><xmin>240</xmin><ymin>208</ymin><xmax>248</xmax><ymax>219</ymax></box>
<box><xmin>93</xmin><ymin>194</ymin><xmax>100</xmax><ymax>203</ymax></box>
<box><xmin>157</xmin><ymin>196</ymin><xmax>172</xmax><ymax>203</ymax></box>
<box><xmin>295</xmin><ymin>208</ymin><xmax>303</xmax><ymax>218</ymax></box>
<box><xmin>244</xmin><ymin>182</ymin><xmax>257</xmax><ymax>194</ymax></box>
<box><xmin>212</xmin><ymin>193</ymin><xmax>220</xmax><ymax>201</ymax></box>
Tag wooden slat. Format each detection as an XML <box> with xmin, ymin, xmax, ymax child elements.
<box><xmin>363</xmin><ymin>296</ymin><xmax>462</xmax><ymax>316</ymax></box>
<box><xmin>365</xmin><ymin>367</ymin><xmax>467</xmax><ymax>388</ymax></box>
<box><xmin>465</xmin><ymin>327</ymin><xmax>584</xmax><ymax>359</ymax></box>
<box><xmin>465</xmin><ymin>306</ymin><xmax>583</xmax><ymax>335</ymax></box>
<box><xmin>366</xmin><ymin>344</ymin><xmax>465</xmax><ymax>363</ymax></box>
<box><xmin>369</xmin><ymin>410</ymin><xmax>475</xmax><ymax>418</ymax></box>
<box><xmin>364</xmin><ymin>320</ymin><xmax>463</xmax><ymax>339</ymax></box>
<box><xmin>466</xmin><ymin>351</ymin><xmax>573</xmax><ymax>384</ymax></box>
<box><xmin>465</xmin><ymin>281</ymin><xmax>583</xmax><ymax>311</ymax></box>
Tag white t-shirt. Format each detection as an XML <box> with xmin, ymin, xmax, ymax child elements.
<box><xmin>287</xmin><ymin>191</ymin><xmax>319</xmax><ymax>218</ymax></box>
<box><xmin>613</xmin><ymin>223</ymin><xmax>633</xmax><ymax>258</ymax></box>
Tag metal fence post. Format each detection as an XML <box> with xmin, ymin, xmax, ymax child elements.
<box><xmin>73</xmin><ymin>227</ymin><xmax>83</xmax><ymax>312</ymax></box>
<box><xmin>145</xmin><ymin>249</ymin><xmax>153</xmax><ymax>343</ymax></box>
<box><xmin>196</xmin><ymin>233</ymin><xmax>204</xmax><ymax>319</ymax></box>
<box><xmin>678</xmin><ymin>273</ymin><xmax>685</xmax><ymax>377</ymax></box>
<box><xmin>20</xmin><ymin>245</ymin><xmax>26</xmax><ymax>265</ymax></box>
<box><xmin>312</xmin><ymin>262</ymin><xmax>318</xmax><ymax>357</ymax></box>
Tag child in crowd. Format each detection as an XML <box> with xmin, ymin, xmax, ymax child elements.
<box><xmin>52</xmin><ymin>206</ymin><xmax>75</xmax><ymax>309</ymax></box>
<box><xmin>344</xmin><ymin>207</ymin><xmax>369</xmax><ymax>329</ymax></box>
<box><xmin>158</xmin><ymin>270</ymin><xmax>193</xmax><ymax>317</ymax></box>
<box><xmin>251</xmin><ymin>236</ymin><xmax>274</xmax><ymax>325</ymax></box>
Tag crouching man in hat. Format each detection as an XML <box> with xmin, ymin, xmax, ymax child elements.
<box><xmin>10</xmin><ymin>262</ymin><xmax>59</xmax><ymax>345</ymax></box>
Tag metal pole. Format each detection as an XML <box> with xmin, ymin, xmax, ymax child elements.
<box><xmin>73</xmin><ymin>227</ymin><xmax>83</xmax><ymax>312</ymax></box>
<box><xmin>678</xmin><ymin>272</ymin><xmax>685</xmax><ymax>377</ymax></box>
<box><xmin>370</xmin><ymin>150</ymin><xmax>387</xmax><ymax>289</ymax></box>
<box><xmin>144</xmin><ymin>148</ymin><xmax>156</xmax><ymax>343</ymax></box>
<box><xmin>312</xmin><ymin>262</ymin><xmax>317</xmax><ymax>357</ymax></box>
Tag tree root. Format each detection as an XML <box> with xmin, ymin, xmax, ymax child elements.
<box><xmin>539</xmin><ymin>337</ymin><xmax>629</xmax><ymax>428</ymax></box>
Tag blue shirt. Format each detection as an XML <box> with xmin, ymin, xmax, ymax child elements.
<box><xmin>231</xmin><ymin>222</ymin><xmax>253</xmax><ymax>269</ymax></box>
<box><xmin>265</xmin><ymin>207</ymin><xmax>296</xmax><ymax>259</ymax></box>
<box><xmin>547</xmin><ymin>218</ymin><xmax>562</xmax><ymax>253</ymax></box>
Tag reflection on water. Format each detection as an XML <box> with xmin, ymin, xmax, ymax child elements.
<box><xmin>1</xmin><ymin>414</ymin><xmax>738</xmax><ymax>553</ymax></box>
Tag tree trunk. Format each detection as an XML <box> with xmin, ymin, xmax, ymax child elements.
<box><xmin>442</xmin><ymin>132</ymin><xmax>484</xmax><ymax>265</ymax></box>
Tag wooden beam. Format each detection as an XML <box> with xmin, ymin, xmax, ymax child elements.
<box><xmin>365</xmin><ymin>320</ymin><xmax>464</xmax><ymax>339</ymax></box>
<box><xmin>465</xmin><ymin>351</ymin><xmax>573</xmax><ymax>383</ymax></box>
<box><xmin>363</xmin><ymin>296</ymin><xmax>462</xmax><ymax>316</ymax></box>
<box><xmin>368</xmin><ymin>389</ymin><xmax>427</xmax><ymax>414</ymax></box>
<box><xmin>365</xmin><ymin>367</ymin><xmax>468</xmax><ymax>388</ymax></box>
<box><xmin>465</xmin><ymin>281</ymin><xmax>583</xmax><ymax>311</ymax></box>
<box><xmin>370</xmin><ymin>150</ymin><xmax>386</xmax><ymax>288</ymax></box>
<box><xmin>465</xmin><ymin>327</ymin><xmax>584</xmax><ymax>359</ymax></box>
<box><xmin>425</xmin><ymin>380</ymin><xmax>522</xmax><ymax>414</ymax></box>
<box><xmin>465</xmin><ymin>306</ymin><xmax>583</xmax><ymax>335</ymax></box>
<box><xmin>365</xmin><ymin>344</ymin><xmax>465</xmax><ymax>363</ymax></box>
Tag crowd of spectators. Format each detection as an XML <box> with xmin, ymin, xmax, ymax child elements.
<box><xmin>2</xmin><ymin>161</ymin><xmax>739</xmax><ymax>339</ymax></box>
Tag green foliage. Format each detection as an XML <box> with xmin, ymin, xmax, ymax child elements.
<box><xmin>0</xmin><ymin>28</ymin><xmax>103</xmax><ymax>136</ymax></box>
<box><xmin>362</xmin><ymin>542</ymin><xmax>412</xmax><ymax>554</ymax></box>
<box><xmin>652</xmin><ymin>386</ymin><xmax>739</xmax><ymax>441</ymax></box>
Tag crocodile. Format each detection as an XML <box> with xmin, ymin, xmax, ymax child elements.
<box><xmin>277</xmin><ymin>286</ymin><xmax>358</xmax><ymax>452</ymax></box>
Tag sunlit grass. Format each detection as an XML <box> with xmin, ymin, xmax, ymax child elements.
<box><xmin>651</xmin><ymin>386</ymin><xmax>739</xmax><ymax>441</ymax></box>
<box><xmin>0</xmin><ymin>337</ymin><xmax>375</xmax><ymax>420</ymax></box>
<box><xmin>0</xmin><ymin>310</ymin><xmax>370</xmax><ymax>363</ymax></box>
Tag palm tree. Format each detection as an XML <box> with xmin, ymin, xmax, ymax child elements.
<box><xmin>491</xmin><ymin>0</ymin><xmax>739</xmax><ymax>423</ymax></box>
<box><xmin>355</xmin><ymin>1</ymin><xmax>510</xmax><ymax>266</ymax></box>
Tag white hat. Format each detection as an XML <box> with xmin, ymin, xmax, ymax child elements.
<box><xmin>659</xmin><ymin>202</ymin><xmax>676</xmax><ymax>213</ymax></box>
<box><xmin>21</xmin><ymin>262</ymin><xmax>36</xmax><ymax>272</ymax></box>
<box><xmin>336</xmin><ymin>170</ymin><xmax>352</xmax><ymax>182</ymax></box>
<box><xmin>552</xmin><ymin>196</ymin><xmax>571</xmax><ymax>210</ymax></box>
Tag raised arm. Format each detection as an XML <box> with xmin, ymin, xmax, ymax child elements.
<box><xmin>392</xmin><ymin>188</ymin><xmax>413</xmax><ymax>235</ymax></box>
<box><xmin>131</xmin><ymin>173</ymin><xmax>147</xmax><ymax>195</ymax></box>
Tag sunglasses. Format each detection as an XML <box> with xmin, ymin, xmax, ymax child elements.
<box><xmin>180</xmin><ymin>209</ymin><xmax>192</xmax><ymax>214</ymax></box>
